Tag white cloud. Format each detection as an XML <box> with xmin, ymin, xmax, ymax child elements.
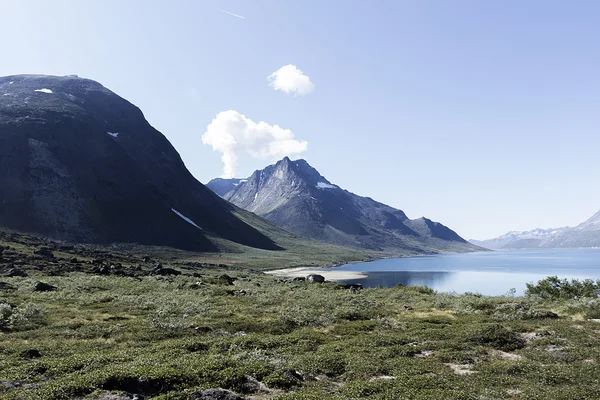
<box><xmin>202</xmin><ymin>110</ymin><xmax>308</xmax><ymax>178</ymax></box>
<box><xmin>268</xmin><ymin>65</ymin><xmax>315</xmax><ymax>96</ymax></box>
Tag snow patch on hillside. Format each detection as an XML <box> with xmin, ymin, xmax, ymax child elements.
<box><xmin>171</xmin><ymin>208</ymin><xmax>203</xmax><ymax>230</ymax></box>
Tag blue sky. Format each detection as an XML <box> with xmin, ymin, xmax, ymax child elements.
<box><xmin>2</xmin><ymin>0</ymin><xmax>599</xmax><ymax>240</ymax></box>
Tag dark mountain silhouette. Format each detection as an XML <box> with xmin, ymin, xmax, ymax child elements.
<box><xmin>0</xmin><ymin>74</ymin><xmax>280</xmax><ymax>251</ymax></box>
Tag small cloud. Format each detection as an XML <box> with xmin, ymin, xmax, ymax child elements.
<box><xmin>217</xmin><ymin>8</ymin><xmax>245</xmax><ymax>19</ymax></box>
<box><xmin>268</xmin><ymin>65</ymin><xmax>315</xmax><ymax>96</ymax></box>
<box><xmin>202</xmin><ymin>110</ymin><xmax>308</xmax><ymax>178</ymax></box>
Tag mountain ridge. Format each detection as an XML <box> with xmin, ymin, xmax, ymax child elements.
<box><xmin>208</xmin><ymin>157</ymin><xmax>479</xmax><ymax>253</ymax></box>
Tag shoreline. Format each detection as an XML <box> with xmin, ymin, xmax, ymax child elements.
<box><xmin>265</xmin><ymin>267</ymin><xmax>368</xmax><ymax>281</ymax></box>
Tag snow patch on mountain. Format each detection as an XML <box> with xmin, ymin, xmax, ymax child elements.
<box><xmin>171</xmin><ymin>208</ymin><xmax>202</xmax><ymax>231</ymax></box>
<box><xmin>316</xmin><ymin>182</ymin><xmax>336</xmax><ymax>189</ymax></box>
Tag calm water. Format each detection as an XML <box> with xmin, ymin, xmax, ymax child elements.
<box><xmin>327</xmin><ymin>249</ymin><xmax>600</xmax><ymax>295</ymax></box>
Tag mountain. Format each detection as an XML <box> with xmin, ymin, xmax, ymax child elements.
<box><xmin>0</xmin><ymin>74</ymin><xmax>281</xmax><ymax>251</ymax></box>
<box><xmin>470</xmin><ymin>227</ymin><xmax>569</xmax><ymax>250</ymax></box>
<box><xmin>205</xmin><ymin>178</ymin><xmax>247</xmax><ymax>197</ymax></box>
<box><xmin>542</xmin><ymin>210</ymin><xmax>600</xmax><ymax>248</ymax></box>
<box><xmin>207</xmin><ymin>157</ymin><xmax>479</xmax><ymax>253</ymax></box>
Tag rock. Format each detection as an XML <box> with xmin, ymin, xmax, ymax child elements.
<box><xmin>291</xmin><ymin>277</ymin><xmax>306</xmax><ymax>282</ymax></box>
<box><xmin>0</xmin><ymin>282</ymin><xmax>13</xmax><ymax>290</ymax></box>
<box><xmin>241</xmin><ymin>375</ymin><xmax>271</xmax><ymax>394</ymax></box>
<box><xmin>33</xmin><ymin>247</ymin><xmax>54</xmax><ymax>258</ymax></box>
<box><xmin>6</xmin><ymin>268</ymin><xmax>28</xmax><ymax>277</ymax></box>
<box><xmin>190</xmin><ymin>388</ymin><xmax>242</xmax><ymax>400</ymax></box>
<box><xmin>340</xmin><ymin>283</ymin><xmax>363</xmax><ymax>290</ymax></box>
<box><xmin>69</xmin><ymin>257</ymin><xmax>80</xmax><ymax>264</ymax></box>
<box><xmin>151</xmin><ymin>264</ymin><xmax>181</xmax><ymax>276</ymax></box>
<box><xmin>34</xmin><ymin>282</ymin><xmax>57</xmax><ymax>292</ymax></box>
<box><xmin>404</xmin><ymin>305</ymin><xmax>414</xmax><ymax>310</ymax></box>
<box><xmin>306</xmin><ymin>274</ymin><xmax>325</xmax><ymax>283</ymax></box>
<box><xmin>20</xmin><ymin>349</ymin><xmax>42</xmax><ymax>359</ymax></box>
<box><xmin>217</xmin><ymin>274</ymin><xmax>235</xmax><ymax>285</ymax></box>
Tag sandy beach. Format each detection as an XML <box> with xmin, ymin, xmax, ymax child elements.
<box><xmin>265</xmin><ymin>267</ymin><xmax>367</xmax><ymax>281</ymax></box>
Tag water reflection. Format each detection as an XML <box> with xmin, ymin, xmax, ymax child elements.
<box><xmin>339</xmin><ymin>271</ymin><xmax>453</xmax><ymax>289</ymax></box>
<box><xmin>329</xmin><ymin>249</ymin><xmax>600</xmax><ymax>296</ymax></box>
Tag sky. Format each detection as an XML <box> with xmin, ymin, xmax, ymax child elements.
<box><xmin>1</xmin><ymin>0</ymin><xmax>599</xmax><ymax>240</ymax></box>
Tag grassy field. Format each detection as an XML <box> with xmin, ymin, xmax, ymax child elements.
<box><xmin>1</xmin><ymin>232</ymin><xmax>600</xmax><ymax>399</ymax></box>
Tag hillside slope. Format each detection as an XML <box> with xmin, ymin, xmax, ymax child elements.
<box><xmin>0</xmin><ymin>74</ymin><xmax>280</xmax><ymax>251</ymax></box>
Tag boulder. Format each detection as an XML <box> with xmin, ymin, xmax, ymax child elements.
<box><xmin>34</xmin><ymin>282</ymin><xmax>57</xmax><ymax>292</ymax></box>
<box><xmin>6</xmin><ymin>268</ymin><xmax>28</xmax><ymax>277</ymax></box>
<box><xmin>33</xmin><ymin>247</ymin><xmax>54</xmax><ymax>258</ymax></box>
<box><xmin>190</xmin><ymin>388</ymin><xmax>242</xmax><ymax>400</ymax></box>
<box><xmin>151</xmin><ymin>266</ymin><xmax>181</xmax><ymax>276</ymax></box>
<box><xmin>306</xmin><ymin>274</ymin><xmax>325</xmax><ymax>283</ymax></box>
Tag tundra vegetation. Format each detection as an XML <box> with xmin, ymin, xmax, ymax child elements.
<box><xmin>1</xmin><ymin>233</ymin><xmax>600</xmax><ymax>399</ymax></box>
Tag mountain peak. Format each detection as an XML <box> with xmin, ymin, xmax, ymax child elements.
<box><xmin>207</xmin><ymin>158</ymin><xmax>476</xmax><ymax>253</ymax></box>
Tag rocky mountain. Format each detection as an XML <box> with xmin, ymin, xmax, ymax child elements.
<box><xmin>207</xmin><ymin>157</ymin><xmax>479</xmax><ymax>253</ymax></box>
<box><xmin>542</xmin><ymin>210</ymin><xmax>600</xmax><ymax>248</ymax></box>
<box><xmin>470</xmin><ymin>227</ymin><xmax>569</xmax><ymax>250</ymax></box>
<box><xmin>0</xmin><ymin>74</ymin><xmax>281</xmax><ymax>251</ymax></box>
<box><xmin>205</xmin><ymin>178</ymin><xmax>247</xmax><ymax>197</ymax></box>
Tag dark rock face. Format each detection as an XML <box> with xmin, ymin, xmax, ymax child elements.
<box><xmin>212</xmin><ymin>157</ymin><xmax>477</xmax><ymax>253</ymax></box>
<box><xmin>0</xmin><ymin>75</ymin><xmax>280</xmax><ymax>252</ymax></box>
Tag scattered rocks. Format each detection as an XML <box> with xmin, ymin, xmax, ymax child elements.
<box><xmin>190</xmin><ymin>388</ymin><xmax>242</xmax><ymax>400</ymax></box>
<box><xmin>6</xmin><ymin>268</ymin><xmax>28</xmax><ymax>277</ymax></box>
<box><xmin>33</xmin><ymin>282</ymin><xmax>57</xmax><ymax>292</ymax></box>
<box><xmin>306</xmin><ymin>274</ymin><xmax>325</xmax><ymax>283</ymax></box>
<box><xmin>20</xmin><ymin>349</ymin><xmax>42</xmax><ymax>359</ymax></box>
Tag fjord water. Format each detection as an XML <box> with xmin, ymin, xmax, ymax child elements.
<box><xmin>330</xmin><ymin>249</ymin><xmax>600</xmax><ymax>295</ymax></box>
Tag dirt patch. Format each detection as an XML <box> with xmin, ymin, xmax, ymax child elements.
<box><xmin>492</xmin><ymin>350</ymin><xmax>523</xmax><ymax>361</ymax></box>
<box><xmin>445</xmin><ymin>363</ymin><xmax>477</xmax><ymax>375</ymax></box>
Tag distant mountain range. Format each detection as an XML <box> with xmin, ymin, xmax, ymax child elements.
<box><xmin>470</xmin><ymin>228</ymin><xmax>570</xmax><ymax>250</ymax></box>
<box><xmin>471</xmin><ymin>210</ymin><xmax>600</xmax><ymax>250</ymax></box>
<box><xmin>0</xmin><ymin>74</ymin><xmax>281</xmax><ymax>251</ymax></box>
<box><xmin>542</xmin><ymin>210</ymin><xmax>600</xmax><ymax>248</ymax></box>
<box><xmin>207</xmin><ymin>157</ymin><xmax>480</xmax><ymax>253</ymax></box>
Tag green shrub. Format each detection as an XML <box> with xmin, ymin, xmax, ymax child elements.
<box><xmin>525</xmin><ymin>276</ymin><xmax>600</xmax><ymax>300</ymax></box>
<box><xmin>0</xmin><ymin>302</ymin><xmax>46</xmax><ymax>331</ymax></box>
<box><xmin>470</xmin><ymin>324</ymin><xmax>526</xmax><ymax>351</ymax></box>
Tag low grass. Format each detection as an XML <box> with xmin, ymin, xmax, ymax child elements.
<box><xmin>1</xmin><ymin>234</ymin><xmax>600</xmax><ymax>399</ymax></box>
